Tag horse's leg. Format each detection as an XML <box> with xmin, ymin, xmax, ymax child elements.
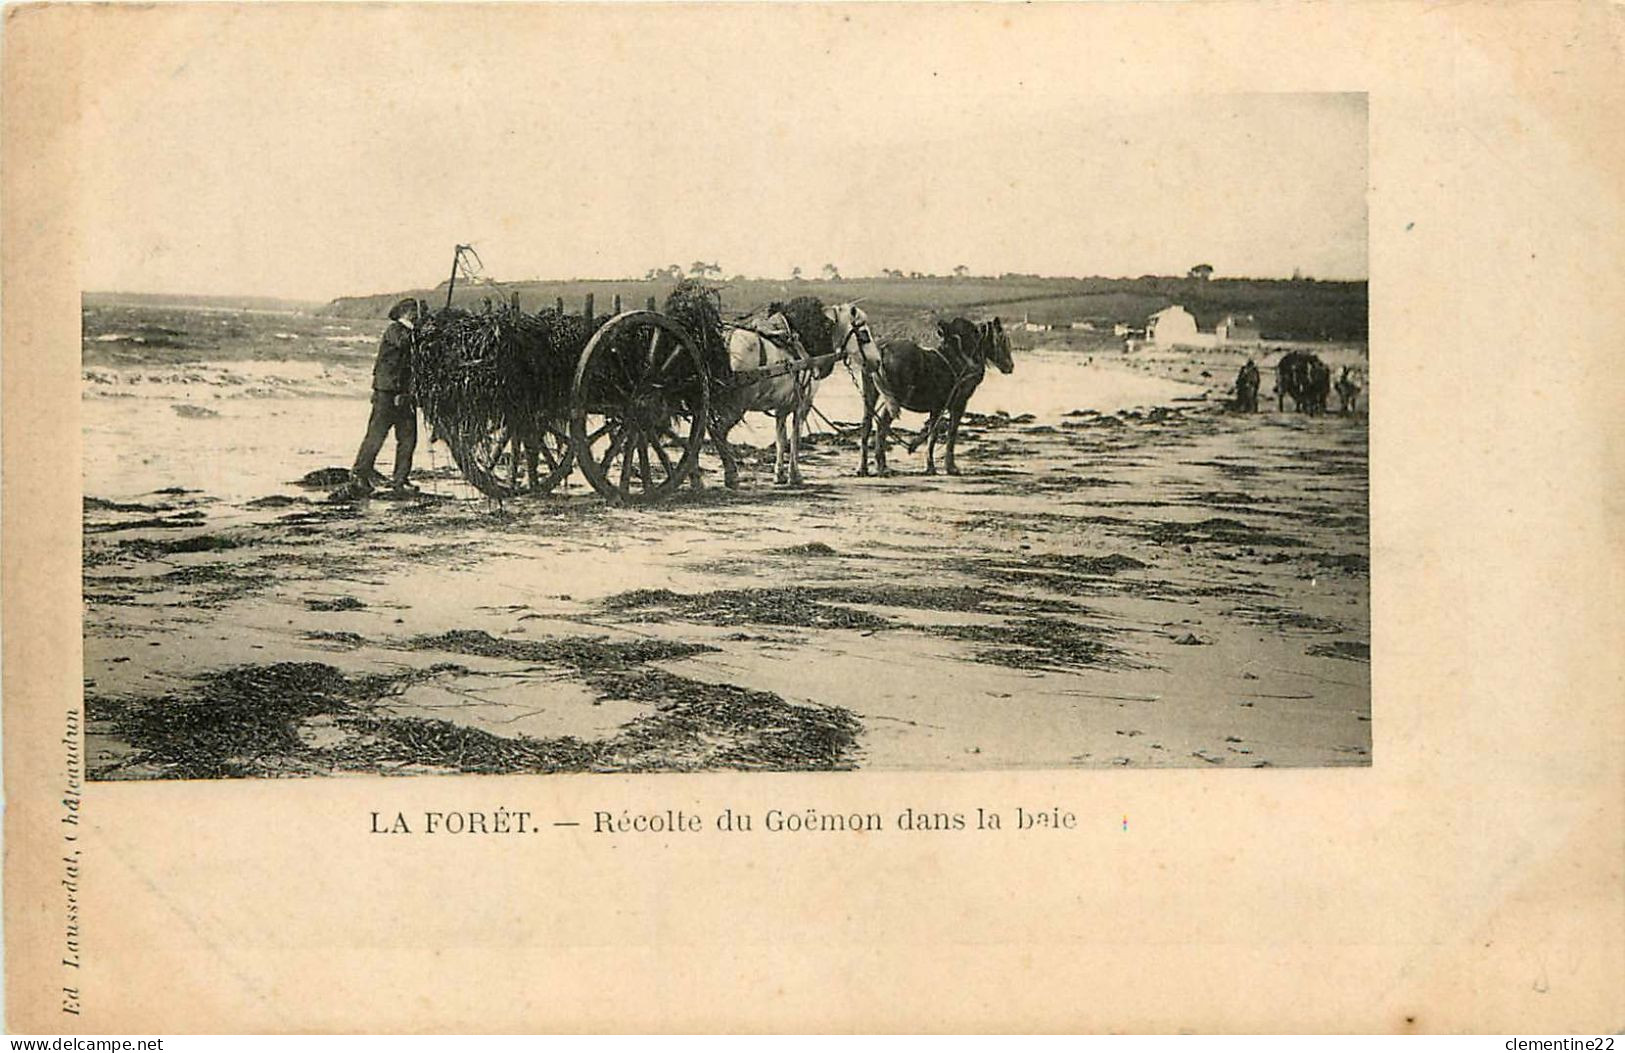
<box><xmin>687</xmin><ymin>415</ymin><xmax>706</xmax><ymax>490</ymax></box>
<box><xmin>858</xmin><ymin>411</ymin><xmax>871</xmax><ymax>477</ymax></box>
<box><xmin>858</xmin><ymin>374</ymin><xmax>875</xmax><ymax>477</ymax></box>
<box><xmin>773</xmin><ymin>412</ymin><xmax>788</xmax><ymax>485</ymax></box>
<box><xmin>681</xmin><ymin>413</ymin><xmax>707</xmax><ymax>489</ymax></box>
<box><xmin>922</xmin><ymin>410</ymin><xmax>943</xmax><ymax>475</ymax></box>
<box><xmin>689</xmin><ymin>436</ymin><xmax>705</xmax><ymax>490</ymax></box>
<box><xmin>944</xmin><ymin>403</ymin><xmax>965</xmax><ymax>475</ymax></box>
<box><xmin>707</xmin><ymin>409</ymin><xmax>741</xmax><ymax>489</ymax></box>
<box><xmin>874</xmin><ymin>406</ymin><xmax>894</xmax><ymax>476</ymax></box>
<box><xmin>789</xmin><ymin>402</ymin><xmax>805</xmax><ymax>486</ymax></box>
<box><xmin>520</xmin><ymin>422</ymin><xmax>540</xmax><ymax>489</ymax></box>
<box><xmin>905</xmin><ymin>415</ymin><xmax>927</xmax><ymax>454</ymax></box>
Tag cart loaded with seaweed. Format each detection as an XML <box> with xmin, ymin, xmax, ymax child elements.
<box><xmin>409</xmin><ymin>247</ymin><xmax>854</xmax><ymax>505</ymax></box>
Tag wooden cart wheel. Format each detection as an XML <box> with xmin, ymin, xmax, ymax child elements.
<box><xmin>449</xmin><ymin>414</ymin><xmax>574</xmax><ymax>498</ymax></box>
<box><xmin>570</xmin><ymin>311</ymin><xmax>710</xmax><ymax>504</ymax></box>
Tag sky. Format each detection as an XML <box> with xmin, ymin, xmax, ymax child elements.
<box><xmin>76</xmin><ymin>6</ymin><xmax>1368</xmax><ymax>302</ymax></box>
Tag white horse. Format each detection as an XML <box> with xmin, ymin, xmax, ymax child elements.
<box><xmin>705</xmin><ymin>300</ymin><xmax>875</xmax><ymax>488</ymax></box>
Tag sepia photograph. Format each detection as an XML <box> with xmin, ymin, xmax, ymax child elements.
<box><xmin>77</xmin><ymin>54</ymin><xmax>1370</xmax><ymax>779</ymax></box>
<box><xmin>10</xmin><ymin>1</ymin><xmax>1621</xmax><ymax>1035</ymax></box>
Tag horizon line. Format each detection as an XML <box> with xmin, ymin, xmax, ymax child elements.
<box><xmin>86</xmin><ymin>271</ymin><xmax>1371</xmax><ymax>305</ymax></box>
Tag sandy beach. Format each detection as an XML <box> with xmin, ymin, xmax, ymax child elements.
<box><xmin>82</xmin><ymin>308</ymin><xmax>1370</xmax><ymax>777</ymax></box>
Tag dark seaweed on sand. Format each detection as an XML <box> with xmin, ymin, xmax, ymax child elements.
<box><xmin>602</xmin><ymin>582</ymin><xmax>1009</xmax><ymax>631</ymax></box>
<box><xmin>88</xmin><ymin>636</ymin><xmax>862</xmax><ymax>778</ymax></box>
<box><xmin>408</xmin><ymin>628</ymin><xmax>716</xmax><ymax>672</ymax></box>
<box><xmin>933</xmin><ymin>616</ymin><xmax>1131</xmax><ymax>672</ymax></box>
<box><xmin>85</xmin><ymin>662</ymin><xmax>442</xmax><ymax>779</ymax></box>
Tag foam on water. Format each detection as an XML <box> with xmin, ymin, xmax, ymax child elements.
<box><xmin>809</xmin><ymin>348</ymin><xmax>1202</xmax><ymax>427</ymax></box>
<box><xmin>82</xmin><ymin>344</ymin><xmax>1203</xmax><ymax>504</ymax></box>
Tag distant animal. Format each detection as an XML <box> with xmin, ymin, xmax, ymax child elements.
<box><xmin>1275</xmin><ymin>350</ymin><xmax>1331</xmax><ymax>414</ymax></box>
<box><xmin>1275</xmin><ymin>351</ymin><xmax>1309</xmax><ymax>411</ymax></box>
<box><xmin>1306</xmin><ymin>357</ymin><xmax>1332</xmax><ymax>414</ymax></box>
<box><xmin>853</xmin><ymin>316</ymin><xmax>1014</xmax><ymax>476</ymax></box>
<box><xmin>1335</xmin><ymin>366</ymin><xmax>1362</xmax><ymax>413</ymax></box>
<box><xmin>1233</xmin><ymin>359</ymin><xmax>1261</xmax><ymax>412</ymax></box>
<box><xmin>702</xmin><ymin>299</ymin><xmax>866</xmax><ymax>487</ymax></box>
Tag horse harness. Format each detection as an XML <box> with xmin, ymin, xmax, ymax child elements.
<box><xmin>724</xmin><ymin>314</ymin><xmax>810</xmax><ymax>374</ymax></box>
<box><xmin>932</xmin><ymin>328</ymin><xmax>992</xmax><ymax>405</ymax></box>
<box><xmin>866</xmin><ymin>322</ymin><xmax>990</xmax><ymax>411</ymax></box>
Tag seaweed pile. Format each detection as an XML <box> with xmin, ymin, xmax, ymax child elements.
<box><xmin>661</xmin><ymin>279</ymin><xmax>729</xmax><ymax>378</ymax></box>
<box><xmin>773</xmin><ymin>296</ymin><xmax>837</xmax><ymax>378</ymax></box>
<box><xmin>411</xmin><ymin>288</ymin><xmax>737</xmax><ymax>453</ymax></box>
<box><xmin>410</xmin><ymin>306</ymin><xmax>602</xmax><ymax>445</ymax></box>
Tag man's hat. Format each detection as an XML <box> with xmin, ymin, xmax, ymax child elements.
<box><xmin>388</xmin><ymin>298</ymin><xmax>419</xmax><ymax>323</ymax></box>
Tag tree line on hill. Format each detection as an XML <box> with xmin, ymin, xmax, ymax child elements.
<box><xmin>319</xmin><ymin>272</ymin><xmax>1366</xmax><ymax>342</ymax></box>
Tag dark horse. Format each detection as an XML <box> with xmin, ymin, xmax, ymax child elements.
<box><xmin>854</xmin><ymin>316</ymin><xmax>1014</xmax><ymax>476</ymax></box>
<box><xmin>1275</xmin><ymin>350</ymin><xmax>1332</xmax><ymax>414</ymax></box>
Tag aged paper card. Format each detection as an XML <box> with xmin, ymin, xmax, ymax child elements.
<box><xmin>5</xmin><ymin>1</ymin><xmax>1622</xmax><ymax>1034</ymax></box>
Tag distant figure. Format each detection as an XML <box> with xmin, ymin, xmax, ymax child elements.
<box><xmin>346</xmin><ymin>298</ymin><xmax>420</xmax><ymax>496</ymax></box>
<box><xmin>1233</xmin><ymin>359</ymin><xmax>1261</xmax><ymax>412</ymax></box>
<box><xmin>1335</xmin><ymin>366</ymin><xmax>1362</xmax><ymax>413</ymax></box>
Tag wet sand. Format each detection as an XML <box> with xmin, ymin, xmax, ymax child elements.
<box><xmin>82</xmin><ymin>343</ymin><xmax>1370</xmax><ymax>777</ymax></box>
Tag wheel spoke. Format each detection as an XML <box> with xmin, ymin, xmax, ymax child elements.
<box><xmin>536</xmin><ymin>431</ymin><xmax>559</xmax><ymax>471</ymax></box>
<box><xmin>656</xmin><ymin>340</ymin><xmax>686</xmax><ymax>379</ymax></box>
<box><xmin>637</xmin><ymin>439</ymin><xmax>652</xmax><ymax>491</ymax></box>
<box><xmin>620</xmin><ymin>328</ymin><xmax>659</xmax><ymax>398</ymax></box>
<box><xmin>617</xmin><ymin>437</ymin><xmax>634</xmax><ymax>496</ymax></box>
<box><xmin>650</xmin><ymin>435</ymin><xmax>676</xmax><ymax>482</ymax></box>
<box><xmin>597</xmin><ymin>425</ymin><xmax>629</xmax><ymax>476</ymax></box>
<box><xmin>615</xmin><ymin>345</ymin><xmax>639</xmax><ymax>396</ymax></box>
<box><xmin>590</xmin><ymin>354</ymin><xmax>632</xmax><ymax>401</ymax></box>
<box><xmin>484</xmin><ymin>425</ymin><xmax>513</xmax><ymax>469</ymax></box>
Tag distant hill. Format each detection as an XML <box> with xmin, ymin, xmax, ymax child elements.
<box><xmin>321</xmin><ymin>275</ymin><xmax>1368</xmax><ymax>343</ymax></box>
<box><xmin>84</xmin><ymin>291</ymin><xmax>323</xmax><ymax>314</ymax></box>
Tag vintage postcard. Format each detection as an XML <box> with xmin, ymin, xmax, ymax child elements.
<box><xmin>5</xmin><ymin>0</ymin><xmax>1621</xmax><ymax>1034</ymax></box>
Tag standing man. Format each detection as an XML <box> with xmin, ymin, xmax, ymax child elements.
<box><xmin>347</xmin><ymin>297</ymin><xmax>420</xmax><ymax>496</ymax></box>
<box><xmin>1234</xmin><ymin>358</ymin><xmax>1261</xmax><ymax>413</ymax></box>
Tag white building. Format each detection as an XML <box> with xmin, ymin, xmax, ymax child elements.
<box><xmin>1146</xmin><ymin>305</ymin><xmax>1219</xmax><ymax>348</ymax></box>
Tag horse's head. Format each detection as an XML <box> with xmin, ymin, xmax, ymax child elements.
<box><xmin>986</xmin><ymin>316</ymin><xmax>1014</xmax><ymax>374</ymax></box>
<box><xmin>828</xmin><ymin>302</ymin><xmax>879</xmax><ymax>370</ymax></box>
<box><xmin>937</xmin><ymin>316</ymin><xmax>1010</xmax><ymax>375</ymax></box>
